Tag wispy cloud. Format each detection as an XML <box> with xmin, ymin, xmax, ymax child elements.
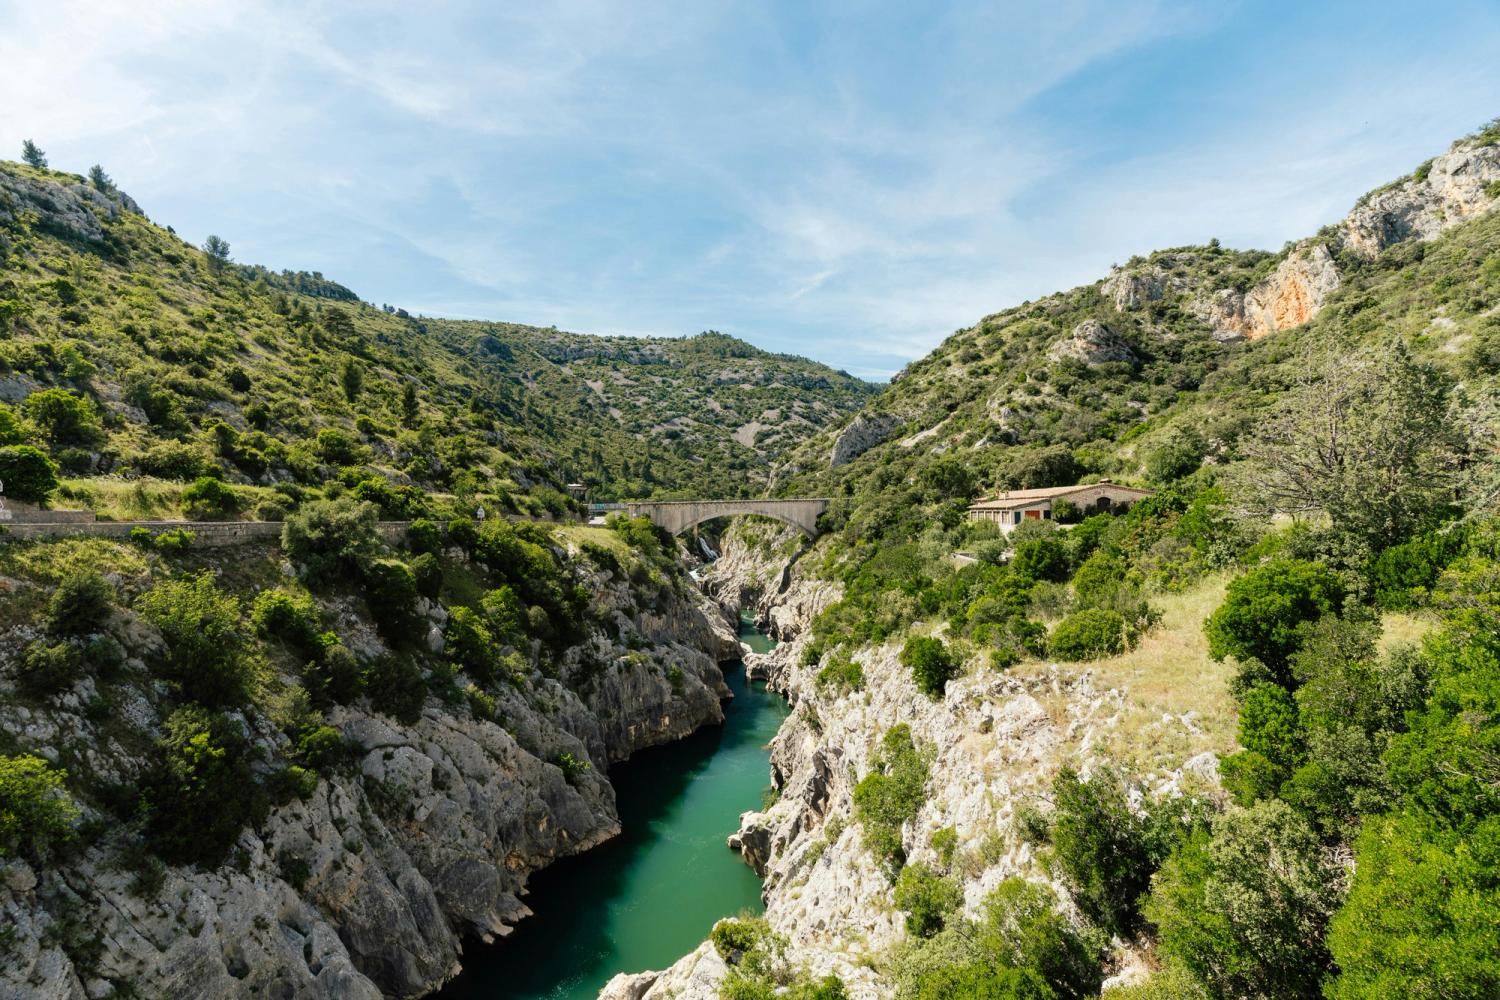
<box><xmin>2</xmin><ymin>1</ymin><xmax>1498</xmax><ymax>379</ymax></box>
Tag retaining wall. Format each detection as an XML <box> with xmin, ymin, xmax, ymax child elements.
<box><xmin>0</xmin><ymin>519</ymin><xmax>411</xmax><ymax>548</ymax></box>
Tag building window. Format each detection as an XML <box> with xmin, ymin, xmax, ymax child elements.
<box><xmin>1042</xmin><ymin>509</ymin><xmax>1051</xmax><ymax>519</ymax></box>
<box><xmin>1013</xmin><ymin>511</ymin><xmax>1022</xmax><ymax>524</ymax></box>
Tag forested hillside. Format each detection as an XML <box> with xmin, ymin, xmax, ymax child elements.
<box><xmin>0</xmin><ymin>158</ymin><xmax>874</xmax><ymax>521</ymax></box>
<box><xmin>663</xmin><ymin>121</ymin><xmax>1500</xmax><ymax>1000</ymax></box>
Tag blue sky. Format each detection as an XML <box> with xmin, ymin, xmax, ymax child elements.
<box><xmin>2</xmin><ymin>2</ymin><xmax>1498</xmax><ymax>379</ymax></box>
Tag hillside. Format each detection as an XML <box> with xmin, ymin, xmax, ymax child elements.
<box><xmin>0</xmin><ymin>161</ymin><xmax>875</xmax><ymax>519</ymax></box>
<box><xmin>612</xmin><ymin>122</ymin><xmax>1500</xmax><ymax>1000</ymax></box>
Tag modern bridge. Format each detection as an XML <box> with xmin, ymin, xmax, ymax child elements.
<box><xmin>589</xmin><ymin>498</ymin><xmax>832</xmax><ymax>536</ymax></box>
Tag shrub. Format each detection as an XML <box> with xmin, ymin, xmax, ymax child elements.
<box><xmin>0</xmin><ymin>444</ymin><xmax>60</xmax><ymax>502</ymax></box>
<box><xmin>901</xmin><ymin>636</ymin><xmax>958</xmax><ymax>698</ymax></box>
<box><xmin>136</xmin><ymin>441</ymin><xmax>209</xmax><ymax>481</ymax></box>
<box><xmin>0</xmin><ymin>754</ymin><xmax>78</xmax><ymax>858</ymax></box>
<box><xmin>407</xmin><ymin>518</ymin><xmax>442</xmax><ymax>555</ymax></box>
<box><xmin>22</xmin><ymin>388</ymin><xmax>103</xmax><ymax>447</ymax></box>
<box><xmin>446</xmin><ymin>516</ymin><xmax>479</xmax><ymax>550</ymax></box>
<box><xmin>136</xmin><ymin>572</ymin><xmax>248</xmax><ymax>706</ymax></box>
<box><xmin>1051</xmin><ymin>766</ymin><xmax>1172</xmax><ymax>936</ymax></box>
<box><xmin>1368</xmin><ymin>526</ymin><xmax>1468</xmax><ymax>610</ymax></box>
<box><xmin>1012</xmin><ymin>536</ymin><xmax>1069</xmax><ymax>583</ymax></box>
<box><xmin>815</xmin><ymin>652</ymin><xmax>864</xmax><ymax>694</ymax></box>
<box><xmin>19</xmin><ymin>640</ymin><xmax>84</xmax><ymax>694</ymax></box>
<box><xmin>44</xmin><ymin>568</ymin><xmax>114</xmax><ymax>636</ymax></box>
<box><xmin>853</xmin><ymin>725</ymin><xmax>929</xmax><ymax>875</ymax></box>
<box><xmin>0</xmin><ymin>403</ymin><xmax>22</xmax><ymax>444</ymax></box>
<box><xmin>893</xmin><ymin>863</ymin><xmax>962</xmax><ymax>937</ymax></box>
<box><xmin>711</xmin><ymin>917</ymin><xmax>767</xmax><ymax>961</ymax></box>
<box><xmin>411</xmin><ymin>551</ymin><xmax>442</xmax><ymax>598</ymax></box>
<box><xmin>141</xmin><ymin>706</ymin><xmax>264</xmax><ymax>866</ymax></box>
<box><xmin>1204</xmin><ymin>559</ymin><xmax>1346</xmax><ymax>685</ymax></box>
<box><xmin>446</xmin><ymin>606</ymin><xmax>501</xmax><ymax>685</ymax></box>
<box><xmin>152</xmin><ymin>527</ymin><xmax>195</xmax><ymax>552</ymax></box>
<box><xmin>362</xmin><ymin>559</ymin><xmax>418</xmax><ymax>639</ymax></box>
<box><xmin>975</xmin><ymin>878</ymin><xmax>1107</xmax><ymax>1000</ymax></box>
<box><xmin>364</xmin><ymin>655</ymin><xmax>426</xmax><ymax>724</ymax></box>
<box><xmin>282</xmin><ymin>496</ymin><xmax>380</xmax><ymax>583</ymax></box>
<box><xmin>182</xmin><ymin>475</ymin><xmax>239</xmax><ymax>520</ymax></box>
<box><xmin>1071</xmin><ymin>550</ymin><xmax>1127</xmax><ymax>608</ymax></box>
<box><xmin>304</xmin><ymin>641</ymin><xmax>362</xmax><ymax>707</ymax></box>
<box><xmin>1146</xmin><ymin>801</ymin><xmax>1341</xmax><ymax>1000</ymax></box>
<box><xmin>250</xmin><ymin>589</ymin><xmax>322</xmax><ymax>655</ymax></box>
<box><xmin>1049</xmin><ymin>608</ymin><xmax>1126</xmax><ymax>661</ymax></box>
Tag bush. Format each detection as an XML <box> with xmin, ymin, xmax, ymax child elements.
<box><xmin>250</xmin><ymin>589</ymin><xmax>322</xmax><ymax>655</ymax></box>
<box><xmin>0</xmin><ymin>403</ymin><xmax>22</xmax><ymax>445</ymax></box>
<box><xmin>408</xmin><ymin>518</ymin><xmax>442</xmax><ymax>555</ymax></box>
<box><xmin>446</xmin><ymin>606</ymin><xmax>502</xmax><ymax>685</ymax></box>
<box><xmin>815</xmin><ymin>652</ymin><xmax>865</xmax><ymax>694</ymax></box>
<box><xmin>364</xmin><ymin>655</ymin><xmax>426</xmax><ymax>724</ymax></box>
<box><xmin>19</xmin><ymin>640</ymin><xmax>84</xmax><ymax>694</ymax></box>
<box><xmin>1071</xmin><ymin>550</ymin><xmax>1127</xmax><ymax>609</ymax></box>
<box><xmin>852</xmin><ymin>725</ymin><xmax>929</xmax><ymax>874</ymax></box>
<box><xmin>152</xmin><ymin>527</ymin><xmax>195</xmax><ymax>552</ymax></box>
<box><xmin>0</xmin><ymin>754</ymin><xmax>78</xmax><ymax>858</ymax></box>
<box><xmin>711</xmin><ymin>917</ymin><xmax>767</xmax><ymax>961</ymax></box>
<box><xmin>136</xmin><ymin>572</ymin><xmax>248</xmax><ymax>706</ymax></box>
<box><xmin>1012</xmin><ymin>536</ymin><xmax>1069</xmax><ymax>583</ymax></box>
<box><xmin>44</xmin><ymin>568</ymin><xmax>114</xmax><ymax>636</ymax></box>
<box><xmin>136</xmin><ymin>441</ymin><xmax>209</xmax><ymax>481</ymax></box>
<box><xmin>1051</xmin><ymin>766</ymin><xmax>1173</xmax><ymax>936</ymax></box>
<box><xmin>304</xmin><ymin>641</ymin><xmax>363</xmax><ymax>707</ymax></box>
<box><xmin>282</xmin><ymin>496</ymin><xmax>380</xmax><ymax>583</ymax></box>
<box><xmin>1204</xmin><ymin>559</ymin><xmax>1346</xmax><ymax>685</ymax></box>
<box><xmin>1049</xmin><ymin>608</ymin><xmax>1126</xmax><ymax>661</ymax></box>
<box><xmin>141</xmin><ymin>706</ymin><xmax>264</xmax><ymax>866</ymax></box>
<box><xmin>181</xmin><ymin>475</ymin><xmax>239</xmax><ymax>520</ymax></box>
<box><xmin>1146</xmin><ymin>800</ymin><xmax>1341</xmax><ymax>1000</ymax></box>
<box><xmin>411</xmin><ymin>551</ymin><xmax>442</xmax><ymax>598</ymax></box>
<box><xmin>0</xmin><ymin>444</ymin><xmax>60</xmax><ymax>502</ymax></box>
<box><xmin>894</xmin><ymin>863</ymin><xmax>963</xmax><ymax>937</ymax></box>
<box><xmin>1368</xmin><ymin>526</ymin><xmax>1468</xmax><ymax>610</ymax></box>
<box><xmin>975</xmin><ymin>878</ymin><xmax>1107</xmax><ymax>1000</ymax></box>
<box><xmin>446</xmin><ymin>516</ymin><xmax>479</xmax><ymax>550</ymax></box>
<box><xmin>362</xmin><ymin>559</ymin><xmax>418</xmax><ymax>639</ymax></box>
<box><xmin>22</xmin><ymin>388</ymin><xmax>103</xmax><ymax>447</ymax></box>
<box><xmin>901</xmin><ymin>636</ymin><xmax>958</xmax><ymax>698</ymax></box>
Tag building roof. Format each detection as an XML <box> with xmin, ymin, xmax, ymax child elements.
<box><xmin>968</xmin><ymin>481</ymin><xmax>1152</xmax><ymax>511</ymax></box>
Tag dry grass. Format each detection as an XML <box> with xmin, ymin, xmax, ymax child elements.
<box><xmin>1378</xmin><ymin>609</ymin><xmax>1436</xmax><ymax>653</ymax></box>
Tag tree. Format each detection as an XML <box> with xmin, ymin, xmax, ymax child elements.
<box><xmin>44</xmin><ymin>568</ymin><xmax>114</xmax><ymax>636</ymax></box>
<box><xmin>202</xmin><ymin>234</ymin><xmax>231</xmax><ymax>270</ymax></box>
<box><xmin>1204</xmin><ymin>559</ymin><xmax>1346</xmax><ymax>685</ymax></box>
<box><xmin>281</xmin><ymin>496</ymin><xmax>380</xmax><ymax>582</ymax></box>
<box><xmin>0</xmin><ymin>754</ymin><xmax>78</xmax><ymax>858</ymax></box>
<box><xmin>340</xmin><ymin>359</ymin><xmax>364</xmax><ymax>402</ymax></box>
<box><xmin>1051</xmin><ymin>766</ymin><xmax>1169</xmax><ymax>936</ymax></box>
<box><xmin>0</xmin><ymin>403</ymin><xmax>23</xmax><ymax>444</ymax></box>
<box><xmin>88</xmin><ymin>163</ymin><xmax>112</xmax><ymax>192</ymax></box>
<box><xmin>136</xmin><ymin>572</ymin><xmax>249</xmax><ymax>706</ymax></box>
<box><xmin>1232</xmin><ymin>343</ymin><xmax>1465</xmax><ymax>554</ymax></box>
<box><xmin>402</xmin><ymin>382</ymin><xmax>420</xmax><ymax>423</ymax></box>
<box><xmin>22</xmin><ymin>388</ymin><xmax>104</xmax><ymax>447</ymax></box>
<box><xmin>1146</xmin><ymin>800</ymin><xmax>1342</xmax><ymax>1000</ymax></box>
<box><xmin>21</xmin><ymin>139</ymin><xmax>47</xmax><ymax>169</ymax></box>
<box><xmin>0</xmin><ymin>445</ymin><xmax>60</xmax><ymax>502</ymax></box>
<box><xmin>901</xmin><ymin>636</ymin><xmax>958</xmax><ymax>698</ymax></box>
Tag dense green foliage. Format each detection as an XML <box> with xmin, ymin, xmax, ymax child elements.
<box><xmin>900</xmin><ymin>636</ymin><xmax>957</xmax><ymax>698</ymax></box>
<box><xmin>0</xmin><ymin>754</ymin><xmax>78</xmax><ymax>858</ymax></box>
<box><xmin>853</xmin><ymin>725</ymin><xmax>930</xmax><ymax>875</ymax></box>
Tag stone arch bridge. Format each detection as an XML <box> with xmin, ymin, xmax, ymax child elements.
<box><xmin>602</xmin><ymin>498</ymin><xmax>831</xmax><ymax>536</ymax></box>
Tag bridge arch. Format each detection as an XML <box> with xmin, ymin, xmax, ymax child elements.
<box><xmin>624</xmin><ymin>499</ymin><xmax>830</xmax><ymax>537</ymax></box>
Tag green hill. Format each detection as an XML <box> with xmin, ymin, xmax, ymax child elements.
<box><xmin>0</xmin><ymin>161</ymin><xmax>875</xmax><ymax>520</ymax></box>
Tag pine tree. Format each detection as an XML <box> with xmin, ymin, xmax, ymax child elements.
<box><xmin>202</xmin><ymin>235</ymin><xmax>231</xmax><ymax>271</ymax></box>
<box><xmin>88</xmin><ymin>164</ymin><xmax>112</xmax><ymax>191</ymax></box>
<box><xmin>21</xmin><ymin>140</ymin><xmax>47</xmax><ymax>169</ymax></box>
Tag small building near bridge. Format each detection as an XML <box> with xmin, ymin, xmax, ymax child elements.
<box><xmin>967</xmin><ymin>480</ymin><xmax>1152</xmax><ymax>532</ymax></box>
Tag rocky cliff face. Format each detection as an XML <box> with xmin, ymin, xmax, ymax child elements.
<box><xmin>0</xmin><ymin>543</ymin><xmax>739</xmax><ymax>1000</ymax></box>
<box><xmin>1191</xmin><ymin>241</ymin><xmax>1342</xmax><ymax>342</ymax></box>
<box><xmin>608</xmin><ymin>524</ymin><xmax>1228</xmax><ymax>999</ymax></box>
<box><xmin>1340</xmin><ymin>139</ymin><xmax>1500</xmax><ymax>257</ymax></box>
<box><xmin>828</xmin><ymin>413</ymin><xmax>903</xmax><ymax>468</ymax></box>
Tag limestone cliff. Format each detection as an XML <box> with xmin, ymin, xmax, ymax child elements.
<box><xmin>608</xmin><ymin>523</ymin><xmax>1230</xmax><ymax>999</ymax></box>
<box><xmin>0</xmin><ymin>541</ymin><xmax>739</xmax><ymax>1000</ymax></box>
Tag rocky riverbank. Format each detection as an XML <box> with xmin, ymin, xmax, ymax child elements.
<box><xmin>1</xmin><ymin>536</ymin><xmax>740</xmax><ymax>1000</ymax></box>
<box><xmin>605</xmin><ymin>520</ymin><xmax>1231</xmax><ymax>999</ymax></box>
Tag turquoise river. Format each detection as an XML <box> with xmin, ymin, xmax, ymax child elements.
<box><xmin>438</xmin><ymin>614</ymin><xmax>786</xmax><ymax>1000</ymax></box>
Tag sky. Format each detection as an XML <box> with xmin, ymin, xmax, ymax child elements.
<box><xmin>2</xmin><ymin>2</ymin><xmax>1498</xmax><ymax>380</ymax></box>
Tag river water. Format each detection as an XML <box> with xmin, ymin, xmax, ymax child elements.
<box><xmin>437</xmin><ymin>614</ymin><xmax>785</xmax><ymax>1000</ymax></box>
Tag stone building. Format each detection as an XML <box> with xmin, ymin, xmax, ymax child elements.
<box><xmin>967</xmin><ymin>480</ymin><xmax>1152</xmax><ymax>532</ymax></box>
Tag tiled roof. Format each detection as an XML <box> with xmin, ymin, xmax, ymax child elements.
<box><xmin>968</xmin><ymin>482</ymin><xmax>1152</xmax><ymax>509</ymax></box>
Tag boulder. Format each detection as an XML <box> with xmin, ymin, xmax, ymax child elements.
<box><xmin>1046</xmin><ymin>318</ymin><xmax>1137</xmax><ymax>365</ymax></box>
<box><xmin>829</xmin><ymin>412</ymin><xmax>902</xmax><ymax>468</ymax></box>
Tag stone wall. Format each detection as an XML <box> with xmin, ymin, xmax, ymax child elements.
<box><xmin>0</xmin><ymin>519</ymin><xmax>410</xmax><ymax>547</ymax></box>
